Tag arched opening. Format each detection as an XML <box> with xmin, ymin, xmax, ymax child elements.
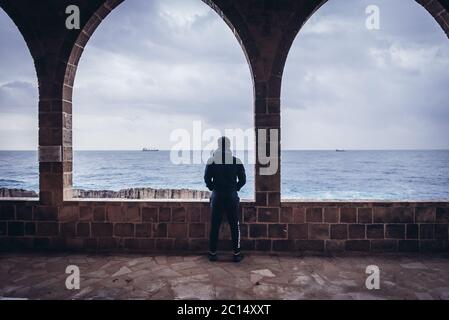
<box><xmin>281</xmin><ymin>0</ymin><xmax>449</xmax><ymax>200</ymax></box>
<box><xmin>0</xmin><ymin>8</ymin><xmax>39</xmax><ymax>198</ymax></box>
<box><xmin>72</xmin><ymin>0</ymin><xmax>254</xmax><ymax>200</ymax></box>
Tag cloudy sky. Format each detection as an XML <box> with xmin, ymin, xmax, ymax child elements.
<box><xmin>0</xmin><ymin>0</ymin><xmax>448</xmax><ymax>150</ymax></box>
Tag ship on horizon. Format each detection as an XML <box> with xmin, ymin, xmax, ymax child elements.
<box><xmin>142</xmin><ymin>148</ymin><xmax>159</xmax><ymax>152</ymax></box>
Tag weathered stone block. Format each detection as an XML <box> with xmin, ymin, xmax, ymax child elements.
<box><xmin>309</xmin><ymin>223</ymin><xmax>330</xmax><ymax>240</ymax></box>
<box><xmin>257</xmin><ymin>208</ymin><xmax>279</xmax><ymax>222</ymax></box>
<box><xmin>331</xmin><ymin>224</ymin><xmax>348</xmax><ymax>240</ymax></box>
<box><xmin>288</xmin><ymin>224</ymin><xmax>307</xmax><ymax>239</ymax></box>
<box><xmin>323</xmin><ymin>207</ymin><xmax>339</xmax><ymax>223</ymax></box>
<box><xmin>340</xmin><ymin>208</ymin><xmax>357</xmax><ymax>223</ymax></box>
<box><xmin>268</xmin><ymin>224</ymin><xmax>287</xmax><ymax>238</ymax></box>
<box><xmin>91</xmin><ymin>223</ymin><xmax>113</xmax><ymax>237</ymax></box>
<box><xmin>306</xmin><ymin>207</ymin><xmax>322</xmax><ymax>223</ymax></box>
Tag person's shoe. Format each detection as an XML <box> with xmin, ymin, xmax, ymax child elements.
<box><xmin>208</xmin><ymin>252</ymin><xmax>218</xmax><ymax>262</ymax></box>
<box><xmin>233</xmin><ymin>252</ymin><xmax>244</xmax><ymax>263</ymax></box>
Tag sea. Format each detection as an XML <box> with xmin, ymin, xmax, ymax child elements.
<box><xmin>0</xmin><ymin>150</ymin><xmax>448</xmax><ymax>200</ymax></box>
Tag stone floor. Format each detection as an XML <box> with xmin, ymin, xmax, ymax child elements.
<box><xmin>1</xmin><ymin>252</ymin><xmax>449</xmax><ymax>300</ymax></box>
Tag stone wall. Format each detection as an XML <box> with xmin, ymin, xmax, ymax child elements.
<box><xmin>0</xmin><ymin>0</ymin><xmax>448</xmax><ymax>253</ymax></box>
<box><xmin>1</xmin><ymin>200</ymin><xmax>448</xmax><ymax>253</ymax></box>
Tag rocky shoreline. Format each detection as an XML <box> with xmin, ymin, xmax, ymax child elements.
<box><xmin>0</xmin><ymin>187</ymin><xmax>210</xmax><ymax>200</ymax></box>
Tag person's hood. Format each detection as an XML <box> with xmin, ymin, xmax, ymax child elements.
<box><xmin>212</xmin><ymin>148</ymin><xmax>233</xmax><ymax>164</ymax></box>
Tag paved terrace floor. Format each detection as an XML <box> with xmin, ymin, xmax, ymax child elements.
<box><xmin>1</xmin><ymin>253</ymin><xmax>449</xmax><ymax>300</ymax></box>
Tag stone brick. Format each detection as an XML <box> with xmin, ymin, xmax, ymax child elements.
<box><xmin>385</xmin><ymin>224</ymin><xmax>405</xmax><ymax>239</ymax></box>
<box><xmin>142</xmin><ymin>207</ymin><xmax>158</xmax><ymax>222</ymax></box>
<box><xmin>436</xmin><ymin>208</ymin><xmax>449</xmax><ymax>223</ymax></box>
<box><xmin>25</xmin><ymin>222</ymin><xmax>36</xmax><ymax>236</ymax></box>
<box><xmin>174</xmin><ymin>239</ymin><xmax>189</xmax><ymax>251</ymax></box>
<box><xmin>288</xmin><ymin>224</ymin><xmax>307</xmax><ymax>240</ymax></box>
<box><xmin>296</xmin><ymin>240</ymin><xmax>325</xmax><ymax>252</ymax></box>
<box><xmin>156</xmin><ymin>239</ymin><xmax>173</xmax><ymax>250</ymax></box>
<box><xmin>255</xmin><ymin>239</ymin><xmax>272</xmax><ymax>251</ymax></box>
<box><xmin>34</xmin><ymin>238</ymin><xmax>51</xmax><ymax>250</ymax></box>
<box><xmin>272</xmin><ymin>240</ymin><xmax>294</xmax><ymax>251</ymax></box>
<box><xmin>135</xmin><ymin>223</ymin><xmax>152</xmax><ymax>238</ymax></box>
<box><xmin>340</xmin><ymin>208</ymin><xmax>357</xmax><ymax>223</ymax></box>
<box><xmin>348</xmin><ymin>224</ymin><xmax>365</xmax><ymax>239</ymax></box>
<box><xmin>59</xmin><ymin>206</ymin><xmax>78</xmax><ymax>222</ymax></box>
<box><xmin>189</xmin><ymin>223</ymin><xmax>206</xmax><ymax>238</ymax></box>
<box><xmin>125</xmin><ymin>206</ymin><xmax>140</xmax><ymax>222</ymax></box>
<box><xmin>159</xmin><ymin>208</ymin><xmax>171</xmax><ymax>222</ymax></box>
<box><xmin>98</xmin><ymin>238</ymin><xmax>117</xmax><ymax>250</ymax></box>
<box><xmin>268</xmin><ymin>224</ymin><xmax>287</xmax><ymax>238</ymax></box>
<box><xmin>325</xmin><ymin>240</ymin><xmax>345</xmax><ymax>253</ymax></box>
<box><xmin>306</xmin><ymin>207</ymin><xmax>322</xmax><ymax>223</ymax></box>
<box><xmin>243</xmin><ymin>207</ymin><xmax>257</xmax><ymax>223</ymax></box>
<box><xmin>323</xmin><ymin>208</ymin><xmax>339</xmax><ymax>223</ymax></box>
<box><xmin>35</xmin><ymin>206</ymin><xmax>58</xmax><ymax>221</ymax></box>
<box><xmin>357</xmin><ymin>208</ymin><xmax>373</xmax><ymax>224</ymax></box>
<box><xmin>366</xmin><ymin>224</ymin><xmax>384</xmax><ymax>239</ymax></box>
<box><xmin>168</xmin><ymin>223</ymin><xmax>187</xmax><ymax>239</ymax></box>
<box><xmin>373</xmin><ymin>207</ymin><xmax>414</xmax><ymax>223</ymax></box>
<box><xmin>250</xmin><ymin>224</ymin><xmax>267</xmax><ymax>238</ymax></box>
<box><xmin>0</xmin><ymin>205</ymin><xmax>15</xmax><ymax>220</ymax></box>
<box><xmin>0</xmin><ymin>222</ymin><xmax>7</xmax><ymax>236</ymax></box>
<box><xmin>83</xmin><ymin>238</ymin><xmax>98</xmax><ymax>250</ymax></box>
<box><xmin>124</xmin><ymin>239</ymin><xmax>140</xmax><ymax>250</ymax></box>
<box><xmin>139</xmin><ymin>239</ymin><xmax>155</xmax><ymax>250</ymax></box>
<box><xmin>91</xmin><ymin>223</ymin><xmax>113</xmax><ymax>237</ymax></box>
<box><xmin>106</xmin><ymin>205</ymin><xmax>123</xmax><ymax>222</ymax></box>
<box><xmin>398</xmin><ymin>240</ymin><xmax>419</xmax><ymax>252</ymax></box>
<box><xmin>189</xmin><ymin>239</ymin><xmax>208</xmax><ymax>251</ymax></box>
<box><xmin>371</xmin><ymin>240</ymin><xmax>398</xmax><ymax>252</ymax></box>
<box><xmin>309</xmin><ymin>224</ymin><xmax>329</xmax><ymax>240</ymax></box>
<box><xmin>420</xmin><ymin>240</ymin><xmax>448</xmax><ymax>252</ymax></box>
<box><xmin>16</xmin><ymin>206</ymin><xmax>33</xmax><ymax>220</ymax></box>
<box><xmin>280</xmin><ymin>207</ymin><xmax>293</xmax><ymax>223</ymax></box>
<box><xmin>153</xmin><ymin>223</ymin><xmax>167</xmax><ymax>238</ymax></box>
<box><xmin>258</xmin><ymin>208</ymin><xmax>279</xmax><ymax>223</ymax></box>
<box><xmin>172</xmin><ymin>207</ymin><xmax>186</xmax><ymax>222</ymax></box>
<box><xmin>406</xmin><ymin>224</ymin><xmax>419</xmax><ymax>239</ymax></box>
<box><xmin>435</xmin><ymin>224</ymin><xmax>448</xmax><ymax>240</ymax></box>
<box><xmin>60</xmin><ymin>222</ymin><xmax>76</xmax><ymax>237</ymax></box>
<box><xmin>416</xmin><ymin>207</ymin><xmax>436</xmax><ymax>223</ymax></box>
<box><xmin>293</xmin><ymin>207</ymin><xmax>306</xmax><ymax>223</ymax></box>
<box><xmin>114</xmin><ymin>223</ymin><xmax>134</xmax><ymax>237</ymax></box>
<box><xmin>79</xmin><ymin>206</ymin><xmax>93</xmax><ymax>221</ymax></box>
<box><xmin>267</xmin><ymin>193</ymin><xmax>280</xmax><ymax>206</ymax></box>
<box><xmin>420</xmin><ymin>224</ymin><xmax>434</xmax><ymax>239</ymax></box>
<box><xmin>331</xmin><ymin>224</ymin><xmax>348</xmax><ymax>240</ymax></box>
<box><xmin>345</xmin><ymin>240</ymin><xmax>370</xmax><ymax>252</ymax></box>
<box><xmin>255</xmin><ymin>192</ymin><xmax>267</xmax><ymax>206</ymax></box>
<box><xmin>187</xmin><ymin>207</ymin><xmax>201</xmax><ymax>222</ymax></box>
<box><xmin>37</xmin><ymin>222</ymin><xmax>59</xmax><ymax>236</ymax></box>
<box><xmin>93</xmin><ymin>207</ymin><xmax>106</xmax><ymax>221</ymax></box>
<box><xmin>77</xmin><ymin>223</ymin><xmax>90</xmax><ymax>237</ymax></box>
<box><xmin>8</xmin><ymin>222</ymin><xmax>24</xmax><ymax>236</ymax></box>
<box><xmin>241</xmin><ymin>240</ymin><xmax>255</xmax><ymax>251</ymax></box>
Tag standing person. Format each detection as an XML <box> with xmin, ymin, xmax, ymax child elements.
<box><xmin>204</xmin><ymin>137</ymin><xmax>246</xmax><ymax>262</ymax></box>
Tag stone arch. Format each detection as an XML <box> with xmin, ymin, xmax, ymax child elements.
<box><xmin>62</xmin><ymin>0</ymin><xmax>256</xmax><ymax>200</ymax></box>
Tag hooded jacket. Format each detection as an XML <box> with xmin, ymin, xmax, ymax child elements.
<box><xmin>204</xmin><ymin>149</ymin><xmax>246</xmax><ymax>192</ymax></box>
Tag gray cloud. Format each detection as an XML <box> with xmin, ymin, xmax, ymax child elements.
<box><xmin>0</xmin><ymin>0</ymin><xmax>448</xmax><ymax>150</ymax></box>
<box><xmin>282</xmin><ymin>0</ymin><xmax>449</xmax><ymax>150</ymax></box>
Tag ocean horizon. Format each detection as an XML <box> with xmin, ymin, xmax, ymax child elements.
<box><xmin>1</xmin><ymin>149</ymin><xmax>448</xmax><ymax>200</ymax></box>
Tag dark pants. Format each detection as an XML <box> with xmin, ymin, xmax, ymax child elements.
<box><xmin>209</xmin><ymin>190</ymin><xmax>241</xmax><ymax>253</ymax></box>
